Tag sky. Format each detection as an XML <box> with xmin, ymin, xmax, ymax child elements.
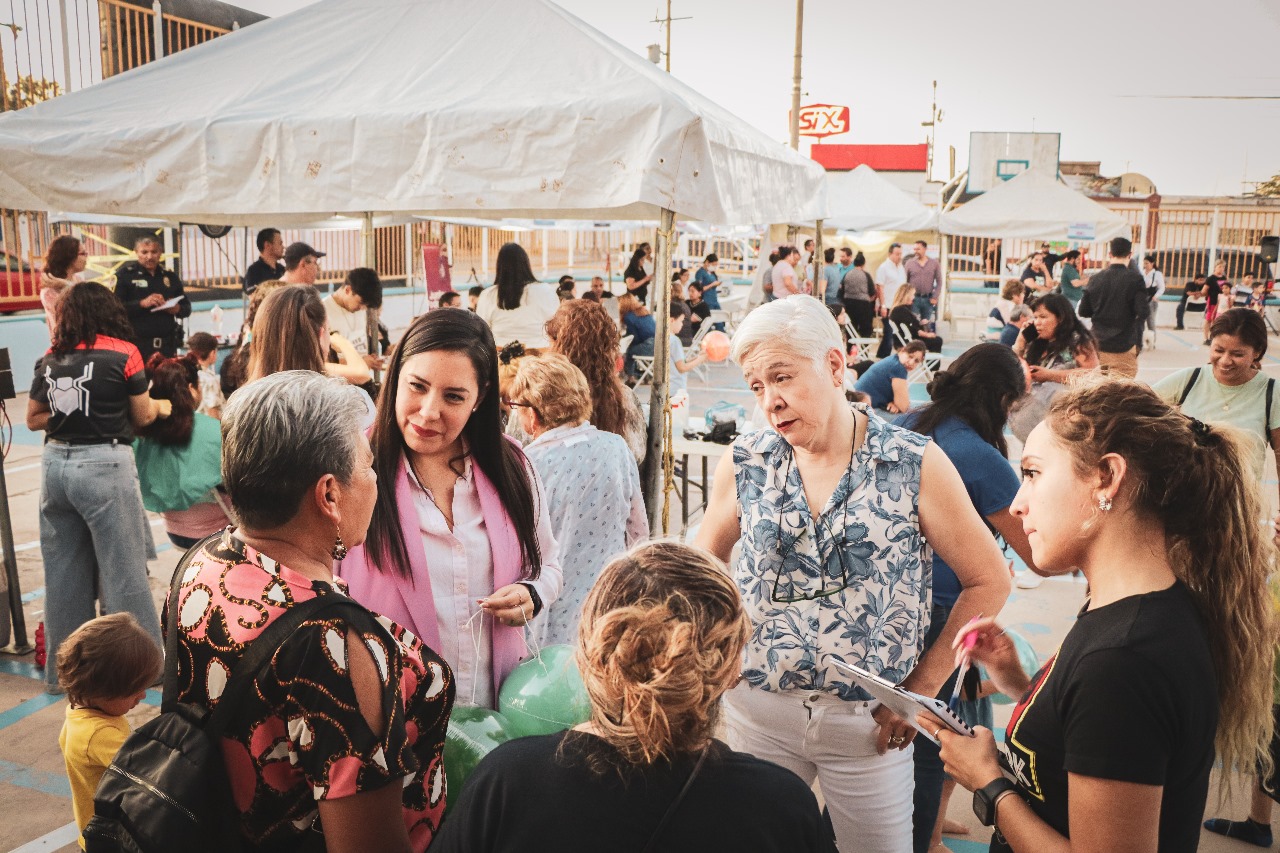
<box><xmin>239</xmin><ymin>0</ymin><xmax>1280</xmax><ymax>197</ymax></box>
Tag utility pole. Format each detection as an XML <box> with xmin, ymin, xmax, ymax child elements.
<box><xmin>650</xmin><ymin>2</ymin><xmax>691</xmax><ymax>72</ymax></box>
<box><xmin>789</xmin><ymin>0</ymin><xmax>803</xmax><ymax>149</ymax></box>
<box><xmin>0</xmin><ymin>22</ymin><xmax>21</xmax><ymax>112</ymax></box>
<box><xmin>920</xmin><ymin>80</ymin><xmax>943</xmax><ymax>181</ymax></box>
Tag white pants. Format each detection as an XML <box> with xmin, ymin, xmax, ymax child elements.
<box><xmin>722</xmin><ymin>683</ymin><xmax>913</xmax><ymax>853</ymax></box>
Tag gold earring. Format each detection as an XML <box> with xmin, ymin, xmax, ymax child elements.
<box><xmin>332</xmin><ymin>527</ymin><xmax>348</xmax><ymax>561</ymax></box>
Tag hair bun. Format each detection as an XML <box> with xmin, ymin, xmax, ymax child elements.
<box><xmin>925</xmin><ymin>369</ymin><xmax>954</xmax><ymax>398</ymax></box>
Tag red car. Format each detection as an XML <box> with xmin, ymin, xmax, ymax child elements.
<box><xmin>0</xmin><ymin>249</ymin><xmax>41</xmax><ymax>314</ymax></box>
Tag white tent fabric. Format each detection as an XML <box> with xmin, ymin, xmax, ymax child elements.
<box><xmin>825</xmin><ymin>164</ymin><xmax>937</xmax><ymax>233</ymax></box>
<box><xmin>0</xmin><ymin>0</ymin><xmax>826</xmax><ymax>226</ymax></box>
<box><xmin>939</xmin><ymin>168</ymin><xmax>1128</xmax><ymax>241</ymax></box>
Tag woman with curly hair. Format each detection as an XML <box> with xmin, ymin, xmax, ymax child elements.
<box><xmin>432</xmin><ymin>541</ymin><xmax>833</xmax><ymax>852</ymax></box>
<box><xmin>545</xmin><ymin>299</ymin><xmax>646</xmax><ymax>464</ymax></box>
<box><xmin>26</xmin><ymin>282</ymin><xmax>171</xmax><ymax>692</ymax></box>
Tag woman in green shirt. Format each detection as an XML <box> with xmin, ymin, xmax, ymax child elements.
<box><xmin>1056</xmin><ymin>249</ymin><xmax>1085</xmax><ymax>308</ymax></box>
<box><xmin>1152</xmin><ymin>308</ymin><xmax>1280</xmax><ymax>498</ymax></box>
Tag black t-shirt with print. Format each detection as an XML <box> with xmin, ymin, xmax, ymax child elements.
<box><xmin>992</xmin><ymin>582</ymin><xmax>1217</xmax><ymax>853</ymax></box>
<box><xmin>30</xmin><ymin>336</ymin><xmax>149</xmax><ymax>444</ymax></box>
<box><xmin>431</xmin><ymin>732</ymin><xmax>834</xmax><ymax>853</ymax></box>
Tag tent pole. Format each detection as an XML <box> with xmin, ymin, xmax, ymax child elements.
<box><xmin>813</xmin><ymin>219</ymin><xmax>824</xmax><ymax>294</ymax></box>
<box><xmin>361</xmin><ymin>212</ymin><xmax>381</xmax><ymax>383</ymax></box>
<box><xmin>644</xmin><ymin>208</ymin><xmax>676</xmax><ymax>535</ymax></box>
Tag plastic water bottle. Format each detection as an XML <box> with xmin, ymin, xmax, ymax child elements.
<box><xmin>209</xmin><ymin>304</ymin><xmax>224</xmax><ymax>337</ymax></box>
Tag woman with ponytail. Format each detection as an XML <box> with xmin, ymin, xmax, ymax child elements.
<box><xmin>432</xmin><ymin>541</ymin><xmax>833</xmax><ymax>852</ymax></box>
<box><xmin>134</xmin><ymin>352</ymin><xmax>231</xmax><ymax>548</ymax></box>
<box><xmin>923</xmin><ymin>377</ymin><xmax>1274</xmax><ymax>853</ymax></box>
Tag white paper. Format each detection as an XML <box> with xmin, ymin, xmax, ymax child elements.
<box><xmin>830</xmin><ymin>659</ymin><xmax>974</xmax><ymax>744</ymax></box>
<box><xmin>150</xmin><ymin>296</ymin><xmax>183</xmax><ymax>312</ymax></box>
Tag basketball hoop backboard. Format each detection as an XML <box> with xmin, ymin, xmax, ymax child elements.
<box><xmin>967</xmin><ymin>132</ymin><xmax>1060</xmax><ymax>193</ymax></box>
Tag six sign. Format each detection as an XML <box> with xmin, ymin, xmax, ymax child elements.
<box><xmin>795</xmin><ymin>104</ymin><xmax>851</xmax><ymax>139</ymax></box>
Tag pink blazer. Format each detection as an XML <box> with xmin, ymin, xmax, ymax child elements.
<box><xmin>339</xmin><ymin>454</ymin><xmax>529</xmax><ymax>702</ymax></box>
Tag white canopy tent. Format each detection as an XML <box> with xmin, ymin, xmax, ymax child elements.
<box><xmin>939</xmin><ymin>168</ymin><xmax>1128</xmax><ymax>241</ymax></box>
<box><xmin>0</xmin><ymin>0</ymin><xmax>828</xmax><ymax>533</ymax></box>
<box><xmin>0</xmin><ymin>0</ymin><xmax>825</xmax><ymax>225</ymax></box>
<box><xmin>824</xmin><ymin>165</ymin><xmax>937</xmax><ymax>234</ymax></box>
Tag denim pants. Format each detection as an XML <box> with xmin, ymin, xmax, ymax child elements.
<box><xmin>724</xmin><ymin>682</ymin><xmax>914</xmax><ymax>853</ymax></box>
<box><xmin>912</xmin><ymin>603</ymin><xmax>953</xmax><ymax>853</ymax></box>
<box><xmin>913</xmin><ymin>294</ymin><xmax>935</xmax><ymax>323</ymax></box>
<box><xmin>40</xmin><ymin>441</ymin><xmax>162</xmax><ymax>690</ymax></box>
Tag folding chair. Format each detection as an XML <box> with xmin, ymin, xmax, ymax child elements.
<box><xmin>843</xmin><ymin>322</ymin><xmax>881</xmax><ymax>364</ymax></box>
<box><xmin>632</xmin><ymin>355</ymin><xmax>656</xmax><ymax>387</ymax></box>
<box><xmin>892</xmin><ymin>320</ymin><xmax>936</xmax><ymax>384</ymax></box>
<box><xmin>708</xmin><ymin>309</ymin><xmax>735</xmax><ymax>336</ymax></box>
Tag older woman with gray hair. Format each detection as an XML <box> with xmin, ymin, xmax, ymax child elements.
<box><xmin>166</xmin><ymin>371</ymin><xmax>454</xmax><ymax>853</ymax></box>
<box><xmin>696</xmin><ymin>295</ymin><xmax>1010</xmax><ymax>853</ymax></box>
<box><xmin>505</xmin><ymin>352</ymin><xmax>648</xmax><ymax>645</ymax></box>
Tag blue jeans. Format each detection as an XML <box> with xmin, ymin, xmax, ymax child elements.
<box><xmin>40</xmin><ymin>441</ymin><xmax>162</xmax><ymax>690</ymax></box>
<box><xmin>912</xmin><ymin>603</ymin><xmax>954</xmax><ymax>853</ymax></box>
<box><xmin>913</xmin><ymin>294</ymin><xmax>936</xmax><ymax>324</ymax></box>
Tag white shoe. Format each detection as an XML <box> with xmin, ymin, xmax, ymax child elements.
<box><xmin>1015</xmin><ymin>572</ymin><xmax>1044</xmax><ymax>590</ymax></box>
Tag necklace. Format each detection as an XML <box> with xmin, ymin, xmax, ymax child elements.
<box><xmin>1218</xmin><ymin>374</ymin><xmax>1256</xmax><ymax>411</ymax></box>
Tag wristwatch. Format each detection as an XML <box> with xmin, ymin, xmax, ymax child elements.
<box><xmin>973</xmin><ymin>777</ymin><xmax>1020</xmax><ymax>827</ymax></box>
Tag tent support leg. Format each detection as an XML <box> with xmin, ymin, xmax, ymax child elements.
<box><xmin>813</xmin><ymin>219</ymin><xmax>824</xmax><ymax>296</ymax></box>
<box><xmin>644</xmin><ymin>208</ymin><xmax>676</xmax><ymax>536</ymax></box>
<box><xmin>361</xmin><ymin>212</ymin><xmax>381</xmax><ymax>384</ymax></box>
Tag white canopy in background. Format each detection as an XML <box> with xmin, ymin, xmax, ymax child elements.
<box><xmin>0</xmin><ymin>0</ymin><xmax>825</xmax><ymax>226</ymax></box>
<box><xmin>939</xmin><ymin>168</ymin><xmax>1129</xmax><ymax>242</ymax></box>
<box><xmin>825</xmin><ymin>165</ymin><xmax>937</xmax><ymax>234</ymax></box>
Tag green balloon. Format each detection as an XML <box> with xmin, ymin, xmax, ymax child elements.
<box><xmin>990</xmin><ymin>627</ymin><xmax>1041</xmax><ymax>706</ymax></box>
<box><xmin>498</xmin><ymin>645</ymin><xmax>592</xmax><ymax>737</ymax></box>
<box><xmin>443</xmin><ymin>706</ymin><xmax>515</xmax><ymax>810</ymax></box>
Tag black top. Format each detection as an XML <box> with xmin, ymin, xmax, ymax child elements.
<box><xmin>1077</xmin><ymin>264</ymin><xmax>1148</xmax><ymax>352</ymax></box>
<box><xmin>243</xmin><ymin>257</ymin><xmax>284</xmax><ymax>294</ymax></box>
<box><xmin>993</xmin><ymin>582</ymin><xmax>1217</xmax><ymax>853</ymax></box>
<box><xmin>113</xmin><ymin>261</ymin><xmax>191</xmax><ymax>346</ymax></box>
<box><xmin>31</xmin><ymin>336</ymin><xmax>149</xmax><ymax>444</ymax></box>
<box><xmin>671</xmin><ymin>299</ymin><xmax>694</xmax><ymax>346</ymax></box>
<box><xmin>1205</xmin><ymin>274</ymin><xmax>1230</xmax><ymax>303</ymax></box>
<box><xmin>687</xmin><ymin>299</ymin><xmax>712</xmax><ymax>328</ymax></box>
<box><xmin>431</xmin><ymin>733</ymin><xmax>833</xmax><ymax>853</ymax></box>
<box><xmin>625</xmin><ymin>263</ymin><xmax>650</xmax><ymax>303</ymax></box>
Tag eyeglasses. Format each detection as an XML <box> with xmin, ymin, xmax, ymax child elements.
<box><xmin>770</xmin><ymin>509</ymin><xmax>855</xmax><ymax>603</ymax></box>
<box><xmin>502</xmin><ymin>398</ymin><xmax>535</xmax><ymax>411</ymax></box>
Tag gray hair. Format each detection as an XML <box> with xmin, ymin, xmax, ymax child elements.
<box><xmin>729</xmin><ymin>294</ymin><xmax>844</xmax><ymax>368</ymax></box>
<box><xmin>221</xmin><ymin>370</ymin><xmax>368</xmax><ymax>530</ymax></box>
<box><xmin>134</xmin><ymin>235</ymin><xmax>162</xmax><ymax>249</ymax></box>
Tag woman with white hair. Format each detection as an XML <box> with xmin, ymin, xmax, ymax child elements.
<box><xmin>696</xmin><ymin>295</ymin><xmax>1010</xmax><ymax>853</ymax></box>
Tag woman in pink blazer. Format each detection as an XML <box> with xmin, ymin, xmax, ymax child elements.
<box><xmin>339</xmin><ymin>309</ymin><xmax>562</xmax><ymax>709</ymax></box>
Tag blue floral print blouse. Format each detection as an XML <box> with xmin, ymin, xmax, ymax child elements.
<box><xmin>732</xmin><ymin>405</ymin><xmax>933</xmax><ymax>700</ymax></box>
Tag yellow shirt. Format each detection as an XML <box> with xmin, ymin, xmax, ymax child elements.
<box><xmin>59</xmin><ymin>705</ymin><xmax>130</xmax><ymax>849</ymax></box>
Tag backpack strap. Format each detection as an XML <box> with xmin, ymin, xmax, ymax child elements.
<box><xmin>1267</xmin><ymin>378</ymin><xmax>1275</xmax><ymax>449</ymax></box>
<box><xmin>1177</xmin><ymin>368</ymin><xmax>1202</xmax><ymax>406</ymax></box>
<box><xmin>162</xmin><ymin>533</ymin><xmax>378</xmax><ymax>739</ymax></box>
<box><xmin>205</xmin><ymin>594</ymin><xmax>371</xmax><ymax>741</ymax></box>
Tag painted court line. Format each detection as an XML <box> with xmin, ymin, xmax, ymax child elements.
<box><xmin>8</xmin><ymin>821</ymin><xmax>80</xmax><ymax>852</ymax></box>
<box><xmin>0</xmin><ymin>758</ymin><xmax>71</xmax><ymax>798</ymax></box>
<box><xmin>0</xmin><ymin>693</ymin><xmax>62</xmax><ymax>731</ymax></box>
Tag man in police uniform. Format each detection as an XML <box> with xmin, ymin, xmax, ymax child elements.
<box><xmin>114</xmin><ymin>235</ymin><xmax>190</xmax><ymax>360</ymax></box>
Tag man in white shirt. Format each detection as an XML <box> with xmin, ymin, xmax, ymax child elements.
<box><xmin>874</xmin><ymin>243</ymin><xmax>907</xmax><ymax>316</ymax></box>
<box><xmin>322</xmin><ymin>267</ymin><xmax>384</xmax><ymax>369</ymax></box>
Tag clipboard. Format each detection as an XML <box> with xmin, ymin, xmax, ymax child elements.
<box><xmin>150</xmin><ymin>295</ymin><xmax>184</xmax><ymax>313</ymax></box>
<box><xmin>830</xmin><ymin>659</ymin><xmax>974</xmax><ymax>744</ymax></box>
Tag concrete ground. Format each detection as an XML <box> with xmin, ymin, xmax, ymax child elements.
<box><xmin>2</xmin><ymin>309</ymin><xmax>1278</xmax><ymax>852</ymax></box>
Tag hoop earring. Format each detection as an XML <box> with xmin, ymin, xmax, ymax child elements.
<box><xmin>1097</xmin><ymin>495</ymin><xmax>1112</xmax><ymax>512</ymax></box>
<box><xmin>332</xmin><ymin>527</ymin><xmax>348</xmax><ymax>561</ymax></box>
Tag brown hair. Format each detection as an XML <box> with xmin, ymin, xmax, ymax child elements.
<box><xmin>186</xmin><ymin>331</ymin><xmax>218</xmax><ymax>359</ymax></box>
<box><xmin>508</xmin><ymin>353</ymin><xmax>592</xmax><ymax>429</ymax></box>
<box><xmin>1001</xmin><ymin>279</ymin><xmax>1025</xmax><ymax>301</ymax></box>
<box><xmin>1045</xmin><ymin>378</ymin><xmax>1274</xmax><ymax>794</ymax></box>
<box><xmin>617</xmin><ymin>293</ymin><xmax>645</xmax><ymax>323</ymax></box>
<box><xmin>1209</xmin><ymin>307</ymin><xmax>1268</xmax><ymax>361</ymax></box>
<box><xmin>899</xmin><ymin>339</ymin><xmax>927</xmax><ymax>356</ymax></box>
<box><xmin>569</xmin><ymin>541</ymin><xmax>749</xmax><ymax>774</ymax></box>
<box><xmin>221</xmin><ymin>281</ymin><xmax>283</xmax><ymax>396</ymax></box>
<box><xmin>892</xmin><ymin>284</ymin><xmax>915</xmax><ymax>309</ymax></box>
<box><xmin>56</xmin><ymin>613</ymin><xmax>163</xmax><ymax>708</ymax></box>
<box><xmin>546</xmin><ymin>300</ymin><xmax>632</xmax><ymax>439</ymax></box>
<box><xmin>248</xmin><ymin>284</ymin><xmax>326</xmax><ymax>381</ymax></box>
<box><xmin>137</xmin><ymin>352</ymin><xmax>199</xmax><ymax>444</ymax></box>
<box><xmin>44</xmin><ymin>235</ymin><xmax>82</xmax><ymax>280</ymax></box>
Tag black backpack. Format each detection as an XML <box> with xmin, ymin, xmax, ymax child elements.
<box><xmin>84</xmin><ymin>534</ymin><xmax>368</xmax><ymax>853</ymax></box>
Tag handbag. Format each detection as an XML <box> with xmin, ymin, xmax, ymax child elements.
<box><xmin>1008</xmin><ymin>381</ymin><xmax>1065</xmax><ymax>443</ymax></box>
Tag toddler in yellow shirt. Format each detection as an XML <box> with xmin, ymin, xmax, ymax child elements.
<box><xmin>56</xmin><ymin>613</ymin><xmax>163</xmax><ymax>850</ymax></box>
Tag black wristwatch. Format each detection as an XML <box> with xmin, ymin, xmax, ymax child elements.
<box><xmin>517</xmin><ymin>582</ymin><xmax>543</xmax><ymax>618</ymax></box>
<box><xmin>973</xmin><ymin>777</ymin><xmax>1020</xmax><ymax>827</ymax></box>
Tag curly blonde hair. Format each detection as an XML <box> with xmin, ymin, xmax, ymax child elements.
<box><xmin>570</xmin><ymin>541</ymin><xmax>749</xmax><ymax>774</ymax></box>
<box><xmin>1045</xmin><ymin>377</ymin><xmax>1275</xmax><ymax>796</ymax></box>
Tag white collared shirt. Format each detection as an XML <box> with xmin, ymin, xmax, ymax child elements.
<box><xmin>405</xmin><ymin>454</ymin><xmax>563</xmax><ymax>708</ymax></box>
<box><xmin>875</xmin><ymin>259</ymin><xmax>907</xmax><ymax>294</ymax></box>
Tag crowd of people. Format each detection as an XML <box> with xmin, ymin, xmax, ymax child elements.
<box><xmin>22</xmin><ymin>227</ymin><xmax>1280</xmax><ymax>853</ymax></box>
